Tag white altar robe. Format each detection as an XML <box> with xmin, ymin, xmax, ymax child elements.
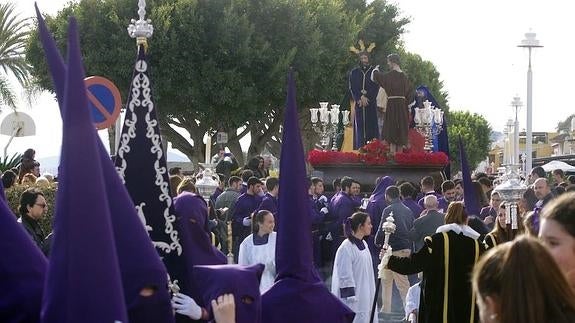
<box><xmin>331</xmin><ymin>239</ymin><xmax>376</xmax><ymax>323</ymax></box>
<box><xmin>238</xmin><ymin>232</ymin><xmax>277</xmax><ymax>293</ymax></box>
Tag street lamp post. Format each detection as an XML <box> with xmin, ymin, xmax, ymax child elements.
<box><xmin>518</xmin><ymin>31</ymin><xmax>542</xmax><ymax>175</ymax></box>
<box><xmin>511</xmin><ymin>96</ymin><xmax>523</xmax><ymax>164</ymax></box>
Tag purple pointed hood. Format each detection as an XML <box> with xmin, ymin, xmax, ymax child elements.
<box><xmin>261</xmin><ymin>70</ymin><xmax>354</xmax><ymax>322</ymax></box>
<box><xmin>41</xmin><ymin>17</ymin><xmax>128</xmax><ymax>322</ymax></box>
<box><xmin>36</xmin><ymin>7</ymin><xmax>174</xmax><ymax>322</ymax></box>
<box><xmin>173</xmin><ymin>192</ymin><xmax>226</xmax><ymax>301</ymax></box>
<box><xmin>192</xmin><ymin>264</ymin><xmax>264</xmax><ymax>323</ymax></box>
<box><xmin>0</xmin><ymin>196</ymin><xmax>46</xmax><ymax>322</ymax></box>
<box><xmin>459</xmin><ymin>136</ymin><xmax>480</xmax><ymax>216</ymax></box>
<box><xmin>368</xmin><ymin>175</ymin><xmax>395</xmax><ymax>204</ymax></box>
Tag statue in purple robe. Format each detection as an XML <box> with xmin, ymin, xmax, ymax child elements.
<box><xmin>348</xmin><ymin>40</ymin><xmax>380</xmax><ymax>149</ymax></box>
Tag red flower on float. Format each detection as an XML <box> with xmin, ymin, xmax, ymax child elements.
<box><xmin>307</xmin><ymin>138</ymin><xmax>448</xmax><ymax>167</ymax></box>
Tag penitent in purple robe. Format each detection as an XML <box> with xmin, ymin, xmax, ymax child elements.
<box><xmin>41</xmin><ymin>18</ymin><xmax>128</xmax><ymax>322</ymax></box>
<box><xmin>36</xmin><ymin>7</ymin><xmax>175</xmax><ymax>322</ymax></box>
<box><xmin>261</xmin><ymin>70</ymin><xmax>354</xmax><ymax>323</ymax></box>
<box><xmin>365</xmin><ymin>176</ymin><xmax>395</xmax><ymax>257</ymax></box>
<box><xmin>256</xmin><ymin>192</ymin><xmax>279</xmax><ymax>220</ymax></box>
<box><xmin>173</xmin><ymin>192</ymin><xmax>226</xmax><ymax>310</ymax></box>
<box><xmin>193</xmin><ymin>264</ymin><xmax>264</xmax><ymax>323</ymax></box>
<box><xmin>0</xmin><ymin>196</ymin><xmax>46</xmax><ymax>323</ymax></box>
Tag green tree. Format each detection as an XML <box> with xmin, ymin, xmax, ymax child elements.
<box><xmin>0</xmin><ymin>3</ymin><xmax>31</xmax><ymax>110</ymax></box>
<box><xmin>556</xmin><ymin>114</ymin><xmax>575</xmax><ymax>133</ymax></box>
<box><xmin>26</xmin><ymin>0</ymin><xmax>446</xmax><ymax>164</ymax></box>
<box><xmin>448</xmin><ymin>110</ymin><xmax>492</xmax><ymax>172</ymax></box>
<box><xmin>401</xmin><ymin>51</ymin><xmax>449</xmax><ymax>112</ymax></box>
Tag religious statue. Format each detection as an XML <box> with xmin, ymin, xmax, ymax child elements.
<box><xmin>347</xmin><ymin>40</ymin><xmax>381</xmax><ymax>150</ymax></box>
<box><xmin>372</xmin><ymin>53</ymin><xmax>413</xmax><ymax>153</ymax></box>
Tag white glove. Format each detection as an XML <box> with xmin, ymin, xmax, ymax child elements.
<box><xmin>242</xmin><ymin>217</ymin><xmax>252</xmax><ymax>227</ymax></box>
<box><xmin>172</xmin><ymin>293</ymin><xmax>202</xmax><ymax>320</ymax></box>
<box><xmin>320</xmin><ymin>207</ymin><xmax>329</xmax><ymax>215</ymax></box>
<box><xmin>318</xmin><ymin>195</ymin><xmax>328</xmax><ymax>204</ymax></box>
<box><xmin>325</xmin><ymin>232</ymin><xmax>333</xmax><ymax>241</ymax></box>
<box><xmin>377</xmin><ymin>246</ymin><xmax>393</xmax><ymax>279</ymax></box>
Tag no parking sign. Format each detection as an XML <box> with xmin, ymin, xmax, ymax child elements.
<box><xmin>84</xmin><ymin>76</ymin><xmax>122</xmax><ymax>130</ymax></box>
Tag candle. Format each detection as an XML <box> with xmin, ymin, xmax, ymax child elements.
<box><xmin>342</xmin><ymin>110</ymin><xmax>350</xmax><ymax>125</ymax></box>
<box><xmin>414</xmin><ymin>108</ymin><xmax>421</xmax><ymax>124</ymax></box>
<box><xmin>319</xmin><ymin>107</ymin><xmax>329</xmax><ymax>123</ymax></box>
<box><xmin>437</xmin><ymin>110</ymin><xmax>444</xmax><ymax>126</ymax></box>
<box><xmin>330</xmin><ymin>107</ymin><xmax>340</xmax><ymax>124</ymax></box>
<box><xmin>205</xmin><ymin>133</ymin><xmax>211</xmax><ymax>164</ymax></box>
<box><xmin>310</xmin><ymin>108</ymin><xmax>318</xmax><ymax>123</ymax></box>
<box><xmin>511</xmin><ymin>204</ymin><xmax>518</xmax><ymax>230</ymax></box>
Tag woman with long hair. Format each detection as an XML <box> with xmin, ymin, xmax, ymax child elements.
<box><xmin>331</xmin><ymin>211</ymin><xmax>376</xmax><ymax>323</ymax></box>
<box><xmin>484</xmin><ymin>202</ymin><xmax>524</xmax><ymax>249</ymax></box>
<box><xmin>238</xmin><ymin>210</ymin><xmax>276</xmax><ymax>293</ymax></box>
<box><xmin>473</xmin><ymin>236</ymin><xmax>575</xmax><ymax>323</ymax></box>
<box><xmin>382</xmin><ymin>201</ymin><xmax>484</xmax><ymax>323</ymax></box>
<box><xmin>539</xmin><ymin>192</ymin><xmax>575</xmax><ymax>291</ymax></box>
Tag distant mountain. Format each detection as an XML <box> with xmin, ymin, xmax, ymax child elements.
<box><xmin>38</xmin><ymin>151</ymin><xmax>190</xmax><ymax>176</ymax></box>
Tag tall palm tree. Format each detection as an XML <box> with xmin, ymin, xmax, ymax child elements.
<box><xmin>0</xmin><ymin>2</ymin><xmax>30</xmax><ymax>111</ymax></box>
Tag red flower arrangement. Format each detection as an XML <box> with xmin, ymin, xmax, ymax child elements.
<box><xmin>307</xmin><ymin>150</ymin><xmax>361</xmax><ymax>165</ymax></box>
<box><xmin>307</xmin><ymin>138</ymin><xmax>449</xmax><ymax>167</ymax></box>
<box><xmin>394</xmin><ymin>151</ymin><xmax>449</xmax><ymax>165</ymax></box>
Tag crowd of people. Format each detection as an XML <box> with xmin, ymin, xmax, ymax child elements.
<box><xmin>4</xmin><ymin>142</ymin><xmax>575</xmax><ymax>323</ymax></box>
<box><xmin>14</xmin><ymin>13</ymin><xmax>574</xmax><ymax>322</ymax></box>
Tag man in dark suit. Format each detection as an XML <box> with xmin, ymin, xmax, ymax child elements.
<box><xmin>409</xmin><ymin>195</ymin><xmax>445</xmax><ymax>252</ymax></box>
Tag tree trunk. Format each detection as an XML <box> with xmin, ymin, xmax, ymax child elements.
<box><xmin>159</xmin><ymin>117</ymin><xmax>196</xmax><ymax>162</ymax></box>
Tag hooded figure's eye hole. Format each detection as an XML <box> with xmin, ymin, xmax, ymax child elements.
<box><xmin>241</xmin><ymin>295</ymin><xmax>254</xmax><ymax>304</ymax></box>
<box><xmin>139</xmin><ymin>286</ymin><xmax>158</xmax><ymax>297</ymax></box>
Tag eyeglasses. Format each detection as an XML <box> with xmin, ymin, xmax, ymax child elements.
<box><xmin>35</xmin><ymin>203</ymin><xmax>47</xmax><ymax>209</ymax></box>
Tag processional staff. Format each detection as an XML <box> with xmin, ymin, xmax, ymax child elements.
<box><xmin>370</xmin><ymin>214</ymin><xmax>396</xmax><ymax>321</ymax></box>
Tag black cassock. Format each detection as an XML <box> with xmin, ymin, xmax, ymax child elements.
<box><xmin>387</xmin><ymin>228</ymin><xmax>486</xmax><ymax>323</ymax></box>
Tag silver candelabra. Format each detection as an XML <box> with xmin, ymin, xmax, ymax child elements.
<box><xmin>310</xmin><ymin>102</ymin><xmax>350</xmax><ymax>151</ymax></box>
<box><xmin>414</xmin><ymin>100</ymin><xmax>444</xmax><ymax>152</ymax></box>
